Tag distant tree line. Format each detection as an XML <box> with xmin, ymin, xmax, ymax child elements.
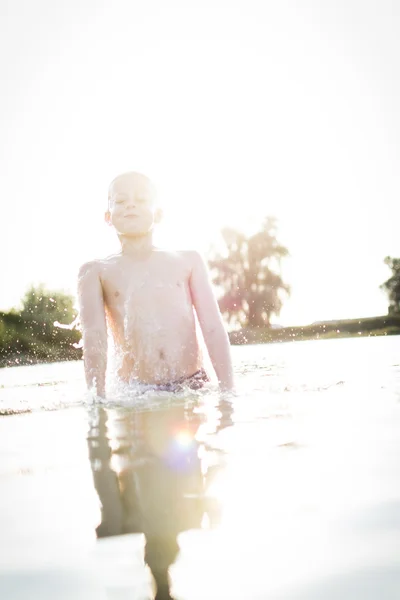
<box><xmin>208</xmin><ymin>220</ymin><xmax>400</xmax><ymax>327</ymax></box>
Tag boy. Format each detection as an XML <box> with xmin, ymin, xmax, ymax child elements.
<box><xmin>78</xmin><ymin>171</ymin><xmax>234</xmax><ymax>398</ymax></box>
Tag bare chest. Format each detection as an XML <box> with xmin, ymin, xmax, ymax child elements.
<box><xmin>100</xmin><ymin>260</ymin><xmax>191</xmax><ymax>318</ymax></box>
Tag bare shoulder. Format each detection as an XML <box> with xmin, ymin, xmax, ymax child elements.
<box><xmin>78</xmin><ymin>259</ymin><xmax>103</xmax><ymax>279</ymax></box>
<box><xmin>174</xmin><ymin>249</ymin><xmax>206</xmax><ymax>269</ymax></box>
<box><xmin>78</xmin><ymin>255</ymin><xmax>120</xmax><ymax>279</ymax></box>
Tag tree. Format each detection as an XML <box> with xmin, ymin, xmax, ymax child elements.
<box><xmin>18</xmin><ymin>285</ymin><xmax>80</xmax><ymax>357</ymax></box>
<box><xmin>208</xmin><ymin>217</ymin><xmax>290</xmax><ymax>328</ymax></box>
<box><xmin>381</xmin><ymin>257</ymin><xmax>400</xmax><ymax>314</ymax></box>
<box><xmin>20</xmin><ymin>284</ymin><xmax>78</xmax><ymax>337</ymax></box>
<box><xmin>0</xmin><ymin>285</ymin><xmax>82</xmax><ymax>365</ymax></box>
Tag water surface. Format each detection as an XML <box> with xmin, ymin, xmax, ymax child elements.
<box><xmin>0</xmin><ymin>336</ymin><xmax>399</xmax><ymax>599</ymax></box>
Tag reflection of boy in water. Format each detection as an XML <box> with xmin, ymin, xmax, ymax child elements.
<box><xmin>78</xmin><ymin>171</ymin><xmax>234</xmax><ymax>398</ymax></box>
<box><xmin>88</xmin><ymin>406</ymin><xmax>208</xmax><ymax>600</ymax></box>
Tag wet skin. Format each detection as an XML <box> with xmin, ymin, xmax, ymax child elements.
<box><xmin>95</xmin><ymin>250</ymin><xmax>203</xmax><ymax>384</ymax></box>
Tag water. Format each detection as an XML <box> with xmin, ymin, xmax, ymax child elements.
<box><xmin>0</xmin><ymin>336</ymin><xmax>399</xmax><ymax>599</ymax></box>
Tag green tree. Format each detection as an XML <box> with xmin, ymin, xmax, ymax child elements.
<box><xmin>208</xmin><ymin>217</ymin><xmax>290</xmax><ymax>328</ymax></box>
<box><xmin>20</xmin><ymin>284</ymin><xmax>77</xmax><ymax>338</ymax></box>
<box><xmin>0</xmin><ymin>285</ymin><xmax>81</xmax><ymax>365</ymax></box>
<box><xmin>381</xmin><ymin>257</ymin><xmax>400</xmax><ymax>314</ymax></box>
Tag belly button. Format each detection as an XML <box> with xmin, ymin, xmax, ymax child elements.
<box><xmin>114</xmin><ymin>291</ymin><xmax>120</xmax><ymax>297</ymax></box>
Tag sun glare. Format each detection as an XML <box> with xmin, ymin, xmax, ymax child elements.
<box><xmin>175</xmin><ymin>430</ymin><xmax>194</xmax><ymax>448</ymax></box>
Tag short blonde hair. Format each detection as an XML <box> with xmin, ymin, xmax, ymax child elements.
<box><xmin>107</xmin><ymin>171</ymin><xmax>157</xmax><ymax>208</ymax></box>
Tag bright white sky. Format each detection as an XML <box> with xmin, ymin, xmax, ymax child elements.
<box><xmin>0</xmin><ymin>0</ymin><xmax>399</xmax><ymax>325</ymax></box>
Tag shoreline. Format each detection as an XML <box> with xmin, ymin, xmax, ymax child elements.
<box><xmin>1</xmin><ymin>315</ymin><xmax>399</xmax><ymax>368</ymax></box>
<box><xmin>229</xmin><ymin>314</ymin><xmax>400</xmax><ymax>345</ymax></box>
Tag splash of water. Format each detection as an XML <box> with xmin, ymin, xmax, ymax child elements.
<box><xmin>53</xmin><ymin>316</ymin><xmax>83</xmax><ymax>348</ymax></box>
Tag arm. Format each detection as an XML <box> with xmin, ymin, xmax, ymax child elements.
<box><xmin>77</xmin><ymin>261</ymin><xmax>108</xmax><ymax>398</ymax></box>
<box><xmin>189</xmin><ymin>251</ymin><xmax>235</xmax><ymax>392</ymax></box>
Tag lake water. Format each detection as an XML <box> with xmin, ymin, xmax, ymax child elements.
<box><xmin>0</xmin><ymin>336</ymin><xmax>399</xmax><ymax>599</ymax></box>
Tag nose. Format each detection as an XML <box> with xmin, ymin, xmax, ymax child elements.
<box><xmin>126</xmin><ymin>195</ymin><xmax>136</xmax><ymax>208</ymax></box>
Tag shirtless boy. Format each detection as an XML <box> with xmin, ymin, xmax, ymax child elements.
<box><xmin>78</xmin><ymin>171</ymin><xmax>234</xmax><ymax>398</ymax></box>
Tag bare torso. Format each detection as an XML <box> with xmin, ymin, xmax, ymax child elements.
<box><xmin>97</xmin><ymin>249</ymin><xmax>202</xmax><ymax>384</ymax></box>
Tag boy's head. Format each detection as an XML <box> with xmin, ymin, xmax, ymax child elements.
<box><xmin>106</xmin><ymin>171</ymin><xmax>162</xmax><ymax>236</ymax></box>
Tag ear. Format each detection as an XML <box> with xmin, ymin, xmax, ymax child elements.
<box><xmin>154</xmin><ymin>207</ymin><xmax>163</xmax><ymax>223</ymax></box>
<box><xmin>104</xmin><ymin>211</ymin><xmax>112</xmax><ymax>225</ymax></box>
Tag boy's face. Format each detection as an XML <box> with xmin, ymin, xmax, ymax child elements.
<box><xmin>106</xmin><ymin>173</ymin><xmax>160</xmax><ymax>236</ymax></box>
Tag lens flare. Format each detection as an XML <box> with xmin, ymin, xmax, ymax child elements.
<box><xmin>175</xmin><ymin>430</ymin><xmax>193</xmax><ymax>447</ymax></box>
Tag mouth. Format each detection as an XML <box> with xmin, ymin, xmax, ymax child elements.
<box><xmin>124</xmin><ymin>214</ymin><xmax>138</xmax><ymax>219</ymax></box>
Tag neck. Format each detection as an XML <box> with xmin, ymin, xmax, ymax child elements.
<box><xmin>118</xmin><ymin>232</ymin><xmax>155</xmax><ymax>256</ymax></box>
